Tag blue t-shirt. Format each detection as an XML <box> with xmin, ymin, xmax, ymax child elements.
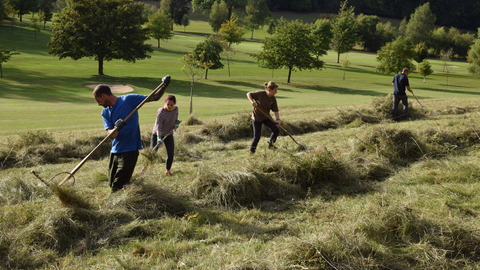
<box><xmin>392</xmin><ymin>73</ymin><xmax>410</xmax><ymax>95</ymax></box>
<box><xmin>101</xmin><ymin>94</ymin><xmax>146</xmax><ymax>153</ymax></box>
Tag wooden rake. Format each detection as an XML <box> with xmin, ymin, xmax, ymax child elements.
<box><xmin>253</xmin><ymin>100</ymin><xmax>304</xmax><ymax>147</ymax></box>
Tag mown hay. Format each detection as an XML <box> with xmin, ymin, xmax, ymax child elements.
<box><xmin>191</xmin><ymin>168</ymin><xmax>297</xmax><ymax>207</ymax></box>
<box><xmin>355</xmin><ymin>126</ymin><xmax>426</xmax><ymax>166</ymax></box>
<box><xmin>106</xmin><ymin>183</ymin><xmax>189</xmax><ymax>219</ymax></box>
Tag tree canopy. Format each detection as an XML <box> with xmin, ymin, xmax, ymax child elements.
<box><xmin>253</xmin><ymin>18</ymin><xmax>326</xmax><ymax>83</ymax></box>
<box><xmin>159</xmin><ymin>0</ymin><xmax>190</xmax><ymax>26</ymax></box>
<box><xmin>331</xmin><ymin>1</ymin><xmax>358</xmax><ymax>63</ymax></box>
<box><xmin>48</xmin><ymin>0</ymin><xmax>152</xmax><ymax>75</ymax></box>
<box><xmin>209</xmin><ymin>0</ymin><xmax>229</xmax><ymax>32</ymax></box>
<box><xmin>0</xmin><ymin>46</ymin><xmax>20</xmax><ymax>78</ymax></box>
<box><xmin>193</xmin><ymin>36</ymin><xmax>224</xmax><ymax>79</ymax></box>
<box><xmin>147</xmin><ymin>10</ymin><xmax>174</xmax><ymax>48</ymax></box>
<box><xmin>376</xmin><ymin>36</ymin><xmax>416</xmax><ymax>74</ymax></box>
<box><xmin>405</xmin><ymin>3</ymin><xmax>436</xmax><ymax>46</ymax></box>
<box><xmin>244</xmin><ymin>0</ymin><xmax>271</xmax><ymax>39</ymax></box>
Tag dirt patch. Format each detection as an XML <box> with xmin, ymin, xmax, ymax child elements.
<box><xmin>84</xmin><ymin>84</ymin><xmax>134</xmax><ymax>93</ymax></box>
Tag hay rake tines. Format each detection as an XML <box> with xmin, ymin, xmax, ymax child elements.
<box><xmin>31</xmin><ymin>170</ymin><xmax>76</xmax><ymax>187</ymax></box>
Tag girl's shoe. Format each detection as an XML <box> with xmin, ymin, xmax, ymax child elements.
<box><xmin>165</xmin><ymin>170</ymin><xmax>172</xmax><ymax>176</ymax></box>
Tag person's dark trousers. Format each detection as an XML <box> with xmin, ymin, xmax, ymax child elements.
<box><xmin>392</xmin><ymin>94</ymin><xmax>408</xmax><ymax>121</ymax></box>
<box><xmin>250</xmin><ymin>119</ymin><xmax>280</xmax><ymax>153</ymax></box>
<box><xmin>150</xmin><ymin>133</ymin><xmax>175</xmax><ymax>170</ymax></box>
<box><xmin>109</xmin><ymin>150</ymin><xmax>139</xmax><ymax>192</ymax></box>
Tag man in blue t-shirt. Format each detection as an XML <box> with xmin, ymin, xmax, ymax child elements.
<box><xmin>93</xmin><ymin>85</ymin><xmax>154</xmax><ymax>192</ymax></box>
<box><xmin>392</xmin><ymin>68</ymin><xmax>414</xmax><ymax>121</ymax></box>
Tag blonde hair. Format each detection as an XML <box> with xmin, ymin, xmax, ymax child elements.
<box><xmin>264</xmin><ymin>81</ymin><xmax>278</xmax><ymax>90</ymax></box>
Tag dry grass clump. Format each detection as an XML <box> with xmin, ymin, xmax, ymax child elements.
<box><xmin>191</xmin><ymin>167</ymin><xmax>297</xmax><ymax>207</ymax></box>
<box><xmin>106</xmin><ymin>182</ymin><xmax>190</xmax><ymax>218</ymax></box>
<box><xmin>0</xmin><ymin>131</ymin><xmax>110</xmax><ymax>169</ymax></box>
<box><xmin>185</xmin><ymin>113</ymin><xmax>203</xmax><ymax>125</ymax></box>
<box><xmin>355</xmin><ymin>126</ymin><xmax>426</xmax><ymax>166</ymax></box>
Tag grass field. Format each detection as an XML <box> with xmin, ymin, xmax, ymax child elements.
<box><xmin>1</xmin><ymin>11</ymin><xmax>479</xmax><ymax>137</ymax></box>
<box><xmin>2</xmin><ymin>8</ymin><xmax>480</xmax><ymax>270</ymax></box>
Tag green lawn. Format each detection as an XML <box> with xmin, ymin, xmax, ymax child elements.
<box><xmin>1</xmin><ymin>12</ymin><xmax>479</xmax><ymax>138</ymax></box>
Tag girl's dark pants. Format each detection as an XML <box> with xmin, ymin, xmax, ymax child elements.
<box><xmin>150</xmin><ymin>133</ymin><xmax>175</xmax><ymax>170</ymax></box>
<box><xmin>250</xmin><ymin>119</ymin><xmax>280</xmax><ymax>153</ymax></box>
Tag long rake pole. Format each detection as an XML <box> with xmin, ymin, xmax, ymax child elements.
<box><xmin>36</xmin><ymin>75</ymin><xmax>171</xmax><ymax>187</ymax></box>
<box><xmin>411</xmin><ymin>92</ymin><xmax>424</xmax><ymax>108</ymax></box>
<box><xmin>253</xmin><ymin>100</ymin><xmax>302</xmax><ymax>146</ymax></box>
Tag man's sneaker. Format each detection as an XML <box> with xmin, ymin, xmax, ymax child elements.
<box><xmin>268</xmin><ymin>142</ymin><xmax>278</xmax><ymax>150</ymax></box>
<box><xmin>165</xmin><ymin>170</ymin><xmax>172</xmax><ymax>176</ymax></box>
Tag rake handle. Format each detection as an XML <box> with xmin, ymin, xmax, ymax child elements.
<box><xmin>252</xmin><ymin>100</ymin><xmax>301</xmax><ymax>146</ymax></box>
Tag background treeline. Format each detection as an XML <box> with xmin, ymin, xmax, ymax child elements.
<box><xmin>267</xmin><ymin>0</ymin><xmax>480</xmax><ymax>31</ymax></box>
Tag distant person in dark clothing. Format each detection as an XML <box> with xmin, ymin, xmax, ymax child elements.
<box><xmin>392</xmin><ymin>68</ymin><xmax>414</xmax><ymax>121</ymax></box>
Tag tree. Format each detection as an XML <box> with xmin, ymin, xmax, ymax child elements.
<box><xmin>147</xmin><ymin>10</ymin><xmax>174</xmax><ymax>48</ymax></box>
<box><xmin>193</xmin><ymin>0</ymin><xmax>244</xmax><ymax>19</ymax></box>
<box><xmin>9</xmin><ymin>0</ymin><xmax>38</xmax><ymax>22</ymax></box>
<box><xmin>253</xmin><ymin>18</ymin><xmax>325</xmax><ymax>83</ymax></box>
<box><xmin>0</xmin><ymin>0</ymin><xmax>7</xmax><ymax>22</ymax></box>
<box><xmin>311</xmin><ymin>18</ymin><xmax>333</xmax><ymax>60</ymax></box>
<box><xmin>418</xmin><ymin>59</ymin><xmax>433</xmax><ymax>83</ymax></box>
<box><xmin>0</xmin><ymin>46</ymin><xmax>20</xmax><ymax>78</ymax></box>
<box><xmin>244</xmin><ymin>0</ymin><xmax>271</xmax><ymax>39</ymax></box>
<box><xmin>331</xmin><ymin>0</ymin><xmax>357</xmax><ymax>63</ymax></box>
<box><xmin>181</xmin><ymin>13</ymin><xmax>190</xmax><ymax>32</ymax></box>
<box><xmin>439</xmin><ymin>48</ymin><xmax>453</xmax><ymax>72</ymax></box>
<box><xmin>159</xmin><ymin>0</ymin><xmax>190</xmax><ymax>26</ymax></box>
<box><xmin>38</xmin><ymin>6</ymin><xmax>53</xmax><ymax>30</ymax></box>
<box><xmin>209</xmin><ymin>0</ymin><xmax>229</xmax><ymax>32</ymax></box>
<box><xmin>30</xmin><ymin>17</ymin><xmax>41</xmax><ymax>41</ymax></box>
<box><xmin>181</xmin><ymin>52</ymin><xmax>213</xmax><ymax>115</ymax></box>
<box><xmin>48</xmin><ymin>0</ymin><xmax>153</xmax><ymax>76</ymax></box>
<box><xmin>376</xmin><ymin>36</ymin><xmax>416</xmax><ymax>74</ymax></box>
<box><xmin>405</xmin><ymin>2</ymin><xmax>436</xmax><ymax>46</ymax></box>
<box><xmin>193</xmin><ymin>35</ymin><xmax>224</xmax><ymax>79</ymax></box>
<box><xmin>413</xmin><ymin>42</ymin><xmax>428</xmax><ymax>64</ymax></box>
<box><xmin>356</xmin><ymin>14</ymin><xmax>380</xmax><ymax>52</ymax></box>
<box><xmin>218</xmin><ymin>17</ymin><xmax>244</xmax><ymax>76</ymax></box>
<box><xmin>467</xmin><ymin>38</ymin><xmax>480</xmax><ymax>77</ymax></box>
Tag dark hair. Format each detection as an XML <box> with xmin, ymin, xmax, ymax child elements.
<box><xmin>402</xmin><ymin>68</ymin><xmax>410</xmax><ymax>73</ymax></box>
<box><xmin>164</xmin><ymin>94</ymin><xmax>176</xmax><ymax>104</ymax></box>
<box><xmin>93</xmin><ymin>84</ymin><xmax>112</xmax><ymax>97</ymax></box>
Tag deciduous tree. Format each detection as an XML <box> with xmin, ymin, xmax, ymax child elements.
<box><xmin>244</xmin><ymin>0</ymin><xmax>271</xmax><ymax>39</ymax></box>
<box><xmin>181</xmin><ymin>51</ymin><xmax>213</xmax><ymax>115</ymax></box>
<box><xmin>253</xmin><ymin>18</ymin><xmax>325</xmax><ymax>83</ymax></box>
<box><xmin>467</xmin><ymin>37</ymin><xmax>480</xmax><ymax>77</ymax></box>
<box><xmin>376</xmin><ymin>36</ymin><xmax>416</xmax><ymax>74</ymax></box>
<box><xmin>0</xmin><ymin>46</ymin><xmax>20</xmax><ymax>78</ymax></box>
<box><xmin>209</xmin><ymin>0</ymin><xmax>229</xmax><ymax>32</ymax></box>
<box><xmin>331</xmin><ymin>0</ymin><xmax>357</xmax><ymax>63</ymax></box>
<box><xmin>9</xmin><ymin>0</ymin><xmax>38</xmax><ymax>22</ymax></box>
<box><xmin>418</xmin><ymin>59</ymin><xmax>433</xmax><ymax>83</ymax></box>
<box><xmin>405</xmin><ymin>2</ymin><xmax>436</xmax><ymax>46</ymax></box>
<box><xmin>193</xmin><ymin>35</ymin><xmax>224</xmax><ymax>79</ymax></box>
<box><xmin>218</xmin><ymin>17</ymin><xmax>244</xmax><ymax>76</ymax></box>
<box><xmin>160</xmin><ymin>0</ymin><xmax>190</xmax><ymax>26</ymax></box>
<box><xmin>48</xmin><ymin>0</ymin><xmax>152</xmax><ymax>76</ymax></box>
<box><xmin>147</xmin><ymin>10</ymin><xmax>174</xmax><ymax>48</ymax></box>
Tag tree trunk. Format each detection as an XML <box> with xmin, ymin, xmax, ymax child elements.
<box><xmin>98</xmin><ymin>57</ymin><xmax>104</xmax><ymax>75</ymax></box>
<box><xmin>157</xmin><ymin>39</ymin><xmax>160</xmax><ymax>48</ymax></box>
<box><xmin>205</xmin><ymin>69</ymin><xmax>209</xmax><ymax>79</ymax></box>
<box><xmin>337</xmin><ymin>52</ymin><xmax>340</xmax><ymax>63</ymax></box>
<box><xmin>287</xmin><ymin>67</ymin><xmax>292</xmax><ymax>83</ymax></box>
<box><xmin>251</xmin><ymin>29</ymin><xmax>254</xmax><ymax>40</ymax></box>
<box><xmin>190</xmin><ymin>77</ymin><xmax>194</xmax><ymax>115</ymax></box>
<box><xmin>0</xmin><ymin>64</ymin><xmax>3</xmax><ymax>78</ymax></box>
